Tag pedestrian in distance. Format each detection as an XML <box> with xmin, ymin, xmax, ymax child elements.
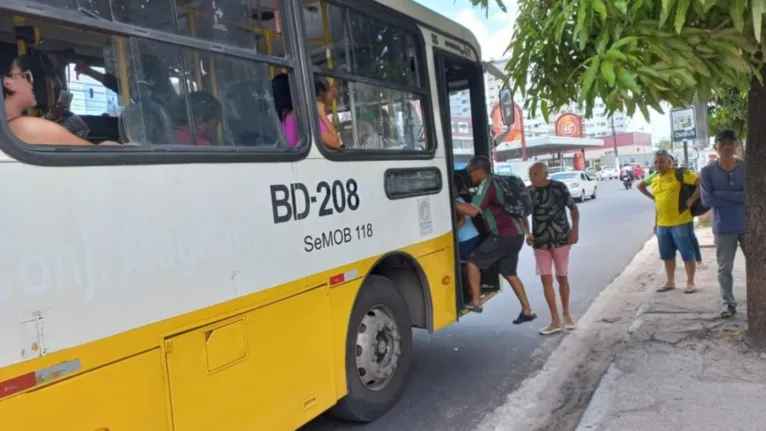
<box><xmin>637</xmin><ymin>151</ymin><xmax>702</xmax><ymax>293</ymax></box>
<box><xmin>700</xmin><ymin>130</ymin><xmax>745</xmax><ymax>318</ymax></box>
<box><xmin>527</xmin><ymin>162</ymin><xmax>580</xmax><ymax>335</ymax></box>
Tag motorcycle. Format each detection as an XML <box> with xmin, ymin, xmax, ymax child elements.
<box><xmin>622</xmin><ymin>174</ymin><xmax>633</xmax><ymax>189</ymax></box>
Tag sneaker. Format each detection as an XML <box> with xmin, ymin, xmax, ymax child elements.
<box><xmin>465</xmin><ymin>303</ymin><xmax>483</xmax><ymax>314</ymax></box>
<box><xmin>539</xmin><ymin>322</ymin><xmax>563</xmax><ymax>335</ymax></box>
<box><xmin>563</xmin><ymin>315</ymin><xmax>577</xmax><ymax>330</ymax></box>
<box><xmin>697</xmin><ymin>261</ymin><xmax>708</xmax><ymax>270</ymax></box>
<box><xmin>720</xmin><ymin>305</ymin><xmax>736</xmax><ymax>318</ymax></box>
<box><xmin>684</xmin><ymin>285</ymin><xmax>697</xmax><ymax>294</ymax></box>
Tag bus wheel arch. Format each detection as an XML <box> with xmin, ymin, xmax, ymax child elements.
<box><xmin>331</xmin><ymin>253</ymin><xmax>430</xmax><ymax>422</ymax></box>
<box><xmin>369</xmin><ymin>251</ymin><xmax>433</xmax><ymax>331</ymax></box>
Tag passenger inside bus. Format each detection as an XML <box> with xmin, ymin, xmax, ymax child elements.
<box><xmin>271</xmin><ymin>73</ymin><xmax>299</xmax><ymax>149</ymax></box>
<box><xmin>315</xmin><ymin>77</ymin><xmax>342</xmax><ymax>149</ymax></box>
<box><xmin>3</xmin><ymin>56</ymin><xmax>119</xmax><ymax>146</ymax></box>
<box><xmin>172</xmin><ymin>91</ymin><xmax>222</xmax><ymax>146</ymax></box>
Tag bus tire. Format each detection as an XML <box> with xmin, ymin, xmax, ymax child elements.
<box><xmin>331</xmin><ymin>275</ymin><xmax>413</xmax><ymax>423</ymax></box>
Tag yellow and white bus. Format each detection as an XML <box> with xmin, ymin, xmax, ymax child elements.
<box><xmin>0</xmin><ymin>0</ymin><xmax>511</xmax><ymax>429</ymax></box>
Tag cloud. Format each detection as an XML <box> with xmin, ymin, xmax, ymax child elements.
<box><xmin>451</xmin><ymin>6</ymin><xmax>517</xmax><ymax>60</ymax></box>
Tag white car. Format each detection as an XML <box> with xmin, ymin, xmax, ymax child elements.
<box><xmin>550</xmin><ymin>171</ymin><xmax>599</xmax><ymax>201</ymax></box>
<box><xmin>600</xmin><ymin>165</ymin><xmax>618</xmax><ymax>180</ymax></box>
<box><xmin>586</xmin><ymin>168</ymin><xmax>603</xmax><ymax>181</ymax></box>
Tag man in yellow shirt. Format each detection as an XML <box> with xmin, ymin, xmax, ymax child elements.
<box><xmin>638</xmin><ymin>151</ymin><xmax>701</xmax><ymax>293</ymax></box>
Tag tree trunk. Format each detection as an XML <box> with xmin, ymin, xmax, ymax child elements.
<box><xmin>745</xmin><ymin>67</ymin><xmax>766</xmax><ymax>350</ymax></box>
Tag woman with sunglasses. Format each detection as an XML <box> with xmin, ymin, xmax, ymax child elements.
<box><xmin>3</xmin><ymin>56</ymin><xmax>118</xmax><ymax>146</ymax></box>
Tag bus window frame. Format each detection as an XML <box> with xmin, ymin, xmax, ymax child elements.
<box><xmin>303</xmin><ymin>0</ymin><xmax>437</xmax><ymax>162</ymax></box>
<box><xmin>0</xmin><ymin>0</ymin><xmax>314</xmax><ymax>167</ymax></box>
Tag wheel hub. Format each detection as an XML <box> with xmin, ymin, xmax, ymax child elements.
<box><xmin>355</xmin><ymin>305</ymin><xmax>401</xmax><ymax>392</ymax></box>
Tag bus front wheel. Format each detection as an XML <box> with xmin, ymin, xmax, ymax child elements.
<box><xmin>331</xmin><ymin>275</ymin><xmax>413</xmax><ymax>423</ymax></box>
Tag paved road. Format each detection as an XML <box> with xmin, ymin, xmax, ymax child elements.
<box><xmin>302</xmin><ymin>179</ymin><xmax>656</xmax><ymax>431</ymax></box>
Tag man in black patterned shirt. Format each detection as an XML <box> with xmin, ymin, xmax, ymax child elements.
<box><xmin>527</xmin><ymin>163</ymin><xmax>580</xmax><ymax>335</ymax></box>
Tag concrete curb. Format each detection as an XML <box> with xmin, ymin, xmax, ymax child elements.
<box><xmin>474</xmin><ymin>237</ymin><xmax>664</xmax><ymax>431</ymax></box>
<box><xmin>573</xmin><ymin>364</ymin><xmax>623</xmax><ymax>431</ymax></box>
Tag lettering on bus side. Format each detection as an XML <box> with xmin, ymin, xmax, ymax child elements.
<box><xmin>303</xmin><ymin>224</ymin><xmax>374</xmax><ymax>253</ymax></box>
<box><xmin>270</xmin><ymin>179</ymin><xmax>360</xmax><ymax>224</ymax></box>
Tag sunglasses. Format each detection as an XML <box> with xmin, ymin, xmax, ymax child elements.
<box><xmin>5</xmin><ymin>70</ymin><xmax>33</xmax><ymax>85</ymax></box>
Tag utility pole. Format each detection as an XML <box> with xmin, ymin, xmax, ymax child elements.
<box><xmin>611</xmin><ymin>116</ymin><xmax>620</xmax><ymax>170</ymax></box>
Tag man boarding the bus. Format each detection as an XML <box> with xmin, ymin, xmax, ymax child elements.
<box><xmin>455</xmin><ymin>156</ymin><xmax>537</xmax><ymax>324</ymax></box>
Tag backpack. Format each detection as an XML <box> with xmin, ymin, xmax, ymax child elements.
<box><xmin>492</xmin><ymin>174</ymin><xmax>533</xmax><ymax>218</ymax></box>
<box><xmin>675</xmin><ymin>168</ymin><xmax>710</xmax><ymax>217</ymax></box>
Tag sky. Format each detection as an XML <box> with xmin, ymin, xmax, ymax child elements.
<box><xmin>413</xmin><ymin>0</ymin><xmax>672</xmax><ymax>142</ymax></box>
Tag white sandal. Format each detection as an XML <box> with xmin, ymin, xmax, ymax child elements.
<box><xmin>539</xmin><ymin>323</ymin><xmax>563</xmax><ymax>335</ymax></box>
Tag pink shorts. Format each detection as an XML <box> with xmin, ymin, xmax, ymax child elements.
<box><xmin>534</xmin><ymin>245</ymin><xmax>571</xmax><ymax>276</ymax></box>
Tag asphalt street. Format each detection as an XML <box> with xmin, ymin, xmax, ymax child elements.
<box><xmin>302</xmin><ymin>179</ymin><xmax>656</xmax><ymax>431</ymax></box>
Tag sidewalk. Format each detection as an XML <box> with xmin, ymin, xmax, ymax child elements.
<box><xmin>576</xmin><ymin>228</ymin><xmax>766</xmax><ymax>431</ymax></box>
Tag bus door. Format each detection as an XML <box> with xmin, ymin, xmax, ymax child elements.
<box><xmin>434</xmin><ymin>50</ymin><xmax>501</xmax><ymax>317</ymax></box>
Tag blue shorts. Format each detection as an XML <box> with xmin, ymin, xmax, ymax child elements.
<box><xmin>657</xmin><ymin>222</ymin><xmax>696</xmax><ymax>261</ymax></box>
<box><xmin>458</xmin><ymin>236</ymin><xmax>480</xmax><ymax>262</ymax></box>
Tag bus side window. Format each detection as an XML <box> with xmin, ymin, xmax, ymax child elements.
<box><xmin>184</xmin><ymin>51</ymin><xmax>298</xmax><ymax>149</ymax></box>
<box><xmin>117</xmin><ymin>39</ymin><xmax>185</xmax><ymax>146</ymax></box>
<box><xmin>301</xmin><ymin>0</ymin><xmax>429</xmax><ymax>153</ymax></box>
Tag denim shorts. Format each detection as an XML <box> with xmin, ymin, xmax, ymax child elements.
<box><xmin>458</xmin><ymin>236</ymin><xmax>480</xmax><ymax>262</ymax></box>
<box><xmin>657</xmin><ymin>222</ymin><xmax>696</xmax><ymax>261</ymax></box>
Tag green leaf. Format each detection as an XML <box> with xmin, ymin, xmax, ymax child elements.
<box><xmin>630</xmin><ymin>0</ymin><xmax>646</xmax><ymax>15</ymax></box>
<box><xmin>581</xmin><ymin>57</ymin><xmax>601</xmax><ymax>101</ymax></box>
<box><xmin>730</xmin><ymin>0</ymin><xmax>746</xmax><ymax>32</ymax></box>
<box><xmin>605</xmin><ymin>49</ymin><xmax>628</xmax><ymax>61</ymax></box>
<box><xmin>617</xmin><ymin>68</ymin><xmax>642</xmax><ymax>94</ymax></box>
<box><xmin>753</xmin><ymin>0</ymin><xmax>765</xmax><ymax>43</ymax></box>
<box><xmin>638</xmin><ymin>100</ymin><xmax>651</xmax><ymax>120</ymax></box>
<box><xmin>674</xmin><ymin>0</ymin><xmax>691</xmax><ymax>33</ymax></box>
<box><xmin>541</xmin><ymin>102</ymin><xmax>550</xmax><ymax>123</ymax></box>
<box><xmin>614</xmin><ymin>0</ymin><xmax>628</xmax><ymax>15</ymax></box>
<box><xmin>702</xmin><ymin>0</ymin><xmax>717</xmax><ymax>13</ymax></box>
<box><xmin>592</xmin><ymin>0</ymin><xmax>607</xmax><ymax>22</ymax></box>
<box><xmin>637</xmin><ymin>66</ymin><xmax>664</xmax><ymax>80</ymax></box>
<box><xmin>660</xmin><ymin>0</ymin><xmax>677</xmax><ymax>28</ymax></box>
<box><xmin>574</xmin><ymin>0</ymin><xmax>589</xmax><ymax>49</ymax></box>
<box><xmin>596</xmin><ymin>31</ymin><xmax>610</xmax><ymax>53</ymax></box>
<box><xmin>611</xmin><ymin>36</ymin><xmax>638</xmax><ymax>50</ymax></box>
<box><xmin>601</xmin><ymin>60</ymin><xmax>616</xmax><ymax>86</ymax></box>
<box><xmin>686</xmin><ymin>55</ymin><xmax>711</xmax><ymax>77</ymax></box>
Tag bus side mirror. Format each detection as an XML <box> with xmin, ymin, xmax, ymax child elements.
<box><xmin>499</xmin><ymin>87</ymin><xmax>514</xmax><ymax>126</ymax></box>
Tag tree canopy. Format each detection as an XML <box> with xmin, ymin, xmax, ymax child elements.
<box><xmin>708</xmin><ymin>86</ymin><xmax>748</xmax><ymax>139</ymax></box>
<box><xmin>471</xmin><ymin>0</ymin><xmax>766</xmax><ymax>123</ymax></box>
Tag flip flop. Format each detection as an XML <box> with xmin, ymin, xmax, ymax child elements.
<box><xmin>513</xmin><ymin>312</ymin><xmax>537</xmax><ymax>324</ymax></box>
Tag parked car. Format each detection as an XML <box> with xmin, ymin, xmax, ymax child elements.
<box><xmin>586</xmin><ymin>168</ymin><xmax>603</xmax><ymax>181</ymax></box>
<box><xmin>550</xmin><ymin>170</ymin><xmax>599</xmax><ymax>201</ymax></box>
<box><xmin>600</xmin><ymin>165</ymin><xmax>618</xmax><ymax>180</ymax></box>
